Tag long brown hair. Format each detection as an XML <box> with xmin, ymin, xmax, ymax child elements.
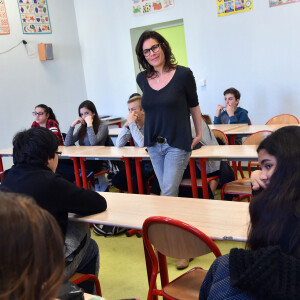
<box><xmin>135</xmin><ymin>30</ymin><xmax>177</xmax><ymax>78</ymax></box>
<box><xmin>77</xmin><ymin>100</ymin><xmax>101</xmax><ymax>144</ymax></box>
<box><xmin>246</xmin><ymin>126</ymin><xmax>300</xmax><ymax>258</ymax></box>
<box><xmin>0</xmin><ymin>192</ymin><xmax>64</xmax><ymax>300</ymax></box>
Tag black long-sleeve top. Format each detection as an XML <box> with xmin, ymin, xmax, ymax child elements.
<box><xmin>137</xmin><ymin>65</ymin><xmax>199</xmax><ymax>152</ymax></box>
<box><xmin>1</xmin><ymin>163</ymin><xmax>107</xmax><ymax>237</ymax></box>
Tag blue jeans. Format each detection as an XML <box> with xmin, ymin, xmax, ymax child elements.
<box><xmin>147</xmin><ymin>142</ymin><xmax>191</xmax><ymax>196</ymax></box>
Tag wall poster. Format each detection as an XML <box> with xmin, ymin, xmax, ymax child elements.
<box><xmin>270</xmin><ymin>0</ymin><xmax>300</xmax><ymax>7</ymax></box>
<box><xmin>132</xmin><ymin>0</ymin><xmax>174</xmax><ymax>16</ymax></box>
<box><xmin>216</xmin><ymin>0</ymin><xmax>253</xmax><ymax>17</ymax></box>
<box><xmin>18</xmin><ymin>0</ymin><xmax>52</xmax><ymax>34</ymax></box>
<box><xmin>0</xmin><ymin>0</ymin><xmax>10</xmax><ymax>34</ymax></box>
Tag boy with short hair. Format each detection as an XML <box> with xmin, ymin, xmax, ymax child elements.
<box><xmin>214</xmin><ymin>87</ymin><xmax>249</xmax><ymax>125</ymax></box>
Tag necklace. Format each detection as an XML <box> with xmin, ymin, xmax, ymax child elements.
<box><xmin>157</xmin><ymin>78</ymin><xmax>160</xmax><ymax>83</ymax></box>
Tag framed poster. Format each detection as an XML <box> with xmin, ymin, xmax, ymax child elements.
<box><xmin>0</xmin><ymin>0</ymin><xmax>10</xmax><ymax>34</ymax></box>
<box><xmin>18</xmin><ymin>0</ymin><xmax>52</xmax><ymax>34</ymax></box>
<box><xmin>270</xmin><ymin>0</ymin><xmax>300</xmax><ymax>7</ymax></box>
<box><xmin>217</xmin><ymin>0</ymin><xmax>253</xmax><ymax>17</ymax></box>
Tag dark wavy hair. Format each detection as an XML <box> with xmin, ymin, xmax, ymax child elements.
<box><xmin>0</xmin><ymin>192</ymin><xmax>64</xmax><ymax>300</ymax></box>
<box><xmin>247</xmin><ymin>126</ymin><xmax>300</xmax><ymax>258</ymax></box>
<box><xmin>77</xmin><ymin>100</ymin><xmax>101</xmax><ymax>143</ymax></box>
<box><xmin>135</xmin><ymin>30</ymin><xmax>177</xmax><ymax>78</ymax></box>
<box><xmin>35</xmin><ymin>104</ymin><xmax>59</xmax><ymax>125</ymax></box>
<box><xmin>223</xmin><ymin>88</ymin><xmax>241</xmax><ymax>101</ymax></box>
<box><xmin>13</xmin><ymin>127</ymin><xmax>59</xmax><ymax>165</ymax></box>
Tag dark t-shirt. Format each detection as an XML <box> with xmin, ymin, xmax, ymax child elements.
<box><xmin>137</xmin><ymin>65</ymin><xmax>199</xmax><ymax>152</ymax></box>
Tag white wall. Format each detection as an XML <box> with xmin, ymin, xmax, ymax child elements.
<box><xmin>74</xmin><ymin>0</ymin><xmax>300</xmax><ymax>123</ymax></box>
<box><xmin>0</xmin><ymin>0</ymin><xmax>87</xmax><ymax>168</ymax></box>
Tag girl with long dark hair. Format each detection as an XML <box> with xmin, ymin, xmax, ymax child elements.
<box><xmin>200</xmin><ymin>126</ymin><xmax>300</xmax><ymax>299</ymax></box>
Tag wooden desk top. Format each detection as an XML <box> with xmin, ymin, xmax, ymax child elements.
<box><xmin>70</xmin><ymin>192</ymin><xmax>249</xmax><ymax>242</ymax></box>
<box><xmin>0</xmin><ymin>145</ymin><xmax>258</xmax><ymax>161</ymax></box>
<box><xmin>208</xmin><ymin>124</ymin><xmax>248</xmax><ymax>132</ymax></box>
<box><xmin>222</xmin><ymin>124</ymin><xmax>298</xmax><ymax>135</ymax></box>
<box><xmin>191</xmin><ymin>145</ymin><xmax>258</xmax><ymax>160</ymax></box>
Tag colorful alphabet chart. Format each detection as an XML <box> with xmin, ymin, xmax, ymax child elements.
<box><xmin>132</xmin><ymin>0</ymin><xmax>174</xmax><ymax>16</ymax></box>
<box><xmin>270</xmin><ymin>0</ymin><xmax>300</xmax><ymax>7</ymax></box>
<box><xmin>0</xmin><ymin>0</ymin><xmax>10</xmax><ymax>34</ymax></box>
<box><xmin>18</xmin><ymin>0</ymin><xmax>52</xmax><ymax>34</ymax></box>
<box><xmin>216</xmin><ymin>0</ymin><xmax>253</xmax><ymax>17</ymax></box>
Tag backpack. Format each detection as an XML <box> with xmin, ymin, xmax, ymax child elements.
<box><xmin>93</xmin><ymin>224</ymin><xmax>127</xmax><ymax>237</ymax></box>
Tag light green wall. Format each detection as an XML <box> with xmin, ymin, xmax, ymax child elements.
<box><xmin>156</xmin><ymin>25</ymin><xmax>188</xmax><ymax>67</ymax></box>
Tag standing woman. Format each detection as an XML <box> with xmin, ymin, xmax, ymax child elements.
<box><xmin>65</xmin><ymin>100</ymin><xmax>109</xmax><ymax>188</ymax></box>
<box><xmin>32</xmin><ymin>104</ymin><xmax>64</xmax><ymax>145</ymax></box>
<box><xmin>135</xmin><ymin>30</ymin><xmax>202</xmax><ymax>197</ymax></box>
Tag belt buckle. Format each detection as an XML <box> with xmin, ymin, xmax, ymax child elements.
<box><xmin>157</xmin><ymin>136</ymin><xmax>166</xmax><ymax>144</ymax></box>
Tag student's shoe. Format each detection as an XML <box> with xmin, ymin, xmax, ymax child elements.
<box><xmin>176</xmin><ymin>258</ymin><xmax>193</xmax><ymax>270</ymax></box>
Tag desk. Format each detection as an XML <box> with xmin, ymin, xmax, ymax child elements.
<box><xmin>190</xmin><ymin>145</ymin><xmax>258</xmax><ymax>199</ymax></box>
<box><xmin>70</xmin><ymin>192</ymin><xmax>249</xmax><ymax>242</ymax></box>
<box><xmin>71</xmin><ymin>192</ymin><xmax>249</xmax><ymax>294</ymax></box>
<box><xmin>208</xmin><ymin>124</ymin><xmax>248</xmax><ymax>132</ymax></box>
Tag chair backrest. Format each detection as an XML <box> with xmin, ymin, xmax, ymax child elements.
<box><xmin>243</xmin><ymin>130</ymin><xmax>272</xmax><ymax>145</ymax></box>
<box><xmin>266</xmin><ymin>114</ymin><xmax>299</xmax><ymax>125</ymax></box>
<box><xmin>143</xmin><ymin>216</ymin><xmax>221</xmax><ymax>259</ymax></box>
<box><xmin>212</xmin><ymin>129</ymin><xmax>229</xmax><ymax>145</ymax></box>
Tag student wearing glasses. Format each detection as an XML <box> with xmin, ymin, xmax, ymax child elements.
<box><xmin>135</xmin><ymin>30</ymin><xmax>203</xmax><ymax>270</ymax></box>
<box><xmin>1</xmin><ymin>127</ymin><xmax>107</xmax><ymax>294</ymax></box>
<box><xmin>31</xmin><ymin>104</ymin><xmax>64</xmax><ymax>145</ymax></box>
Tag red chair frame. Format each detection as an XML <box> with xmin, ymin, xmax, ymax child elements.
<box><xmin>143</xmin><ymin>216</ymin><xmax>221</xmax><ymax>300</ymax></box>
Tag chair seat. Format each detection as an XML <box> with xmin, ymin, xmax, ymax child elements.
<box><xmin>223</xmin><ymin>178</ymin><xmax>252</xmax><ymax>194</ymax></box>
<box><xmin>163</xmin><ymin>268</ymin><xmax>207</xmax><ymax>300</ymax></box>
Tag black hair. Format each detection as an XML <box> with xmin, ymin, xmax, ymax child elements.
<box><xmin>35</xmin><ymin>104</ymin><xmax>59</xmax><ymax>125</ymax></box>
<box><xmin>247</xmin><ymin>126</ymin><xmax>300</xmax><ymax>258</ymax></box>
<box><xmin>13</xmin><ymin>127</ymin><xmax>59</xmax><ymax>165</ymax></box>
<box><xmin>223</xmin><ymin>88</ymin><xmax>241</xmax><ymax>101</ymax></box>
<box><xmin>77</xmin><ymin>100</ymin><xmax>101</xmax><ymax>143</ymax></box>
<box><xmin>135</xmin><ymin>30</ymin><xmax>177</xmax><ymax>78</ymax></box>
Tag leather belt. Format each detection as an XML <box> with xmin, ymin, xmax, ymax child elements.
<box><xmin>156</xmin><ymin>136</ymin><xmax>166</xmax><ymax>144</ymax></box>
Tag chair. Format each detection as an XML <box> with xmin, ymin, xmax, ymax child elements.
<box><xmin>266</xmin><ymin>114</ymin><xmax>299</xmax><ymax>125</ymax></box>
<box><xmin>69</xmin><ymin>272</ymin><xmax>102</xmax><ymax>296</ymax></box>
<box><xmin>143</xmin><ymin>216</ymin><xmax>221</xmax><ymax>300</ymax></box>
<box><xmin>221</xmin><ymin>130</ymin><xmax>272</xmax><ymax>201</ymax></box>
<box><xmin>211</xmin><ymin>129</ymin><xmax>229</xmax><ymax>145</ymax></box>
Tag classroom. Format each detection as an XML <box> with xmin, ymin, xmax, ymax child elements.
<box><xmin>1</xmin><ymin>1</ymin><xmax>300</xmax><ymax>299</ymax></box>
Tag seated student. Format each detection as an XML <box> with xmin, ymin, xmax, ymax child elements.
<box><xmin>199</xmin><ymin>126</ymin><xmax>300</xmax><ymax>300</ymax></box>
<box><xmin>214</xmin><ymin>87</ymin><xmax>250</xmax><ymax>144</ymax></box>
<box><xmin>112</xmin><ymin>93</ymin><xmax>160</xmax><ymax>195</ymax></box>
<box><xmin>31</xmin><ymin>103</ymin><xmax>75</xmax><ymax>182</ymax></box>
<box><xmin>65</xmin><ymin>100</ymin><xmax>109</xmax><ymax>191</ymax></box>
<box><xmin>31</xmin><ymin>104</ymin><xmax>64</xmax><ymax>145</ymax></box>
<box><xmin>179</xmin><ymin>116</ymin><xmax>221</xmax><ymax>199</ymax></box>
<box><xmin>0</xmin><ymin>192</ymin><xmax>65</xmax><ymax>300</ymax></box>
<box><xmin>1</xmin><ymin>127</ymin><xmax>107</xmax><ymax>294</ymax></box>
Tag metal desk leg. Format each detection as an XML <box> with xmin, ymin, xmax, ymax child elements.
<box><xmin>189</xmin><ymin>158</ymin><xmax>198</xmax><ymax>198</ymax></box>
<box><xmin>199</xmin><ymin>158</ymin><xmax>209</xmax><ymax>199</ymax></box>
<box><xmin>79</xmin><ymin>157</ymin><xmax>88</xmax><ymax>189</ymax></box>
<box><xmin>122</xmin><ymin>158</ymin><xmax>133</xmax><ymax>193</ymax></box>
<box><xmin>135</xmin><ymin>157</ymin><xmax>144</xmax><ymax>194</ymax></box>
<box><xmin>71</xmin><ymin>157</ymin><xmax>81</xmax><ymax>187</ymax></box>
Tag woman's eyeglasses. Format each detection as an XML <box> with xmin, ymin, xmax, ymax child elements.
<box><xmin>143</xmin><ymin>43</ymin><xmax>161</xmax><ymax>57</ymax></box>
<box><xmin>32</xmin><ymin>112</ymin><xmax>44</xmax><ymax>116</ymax></box>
